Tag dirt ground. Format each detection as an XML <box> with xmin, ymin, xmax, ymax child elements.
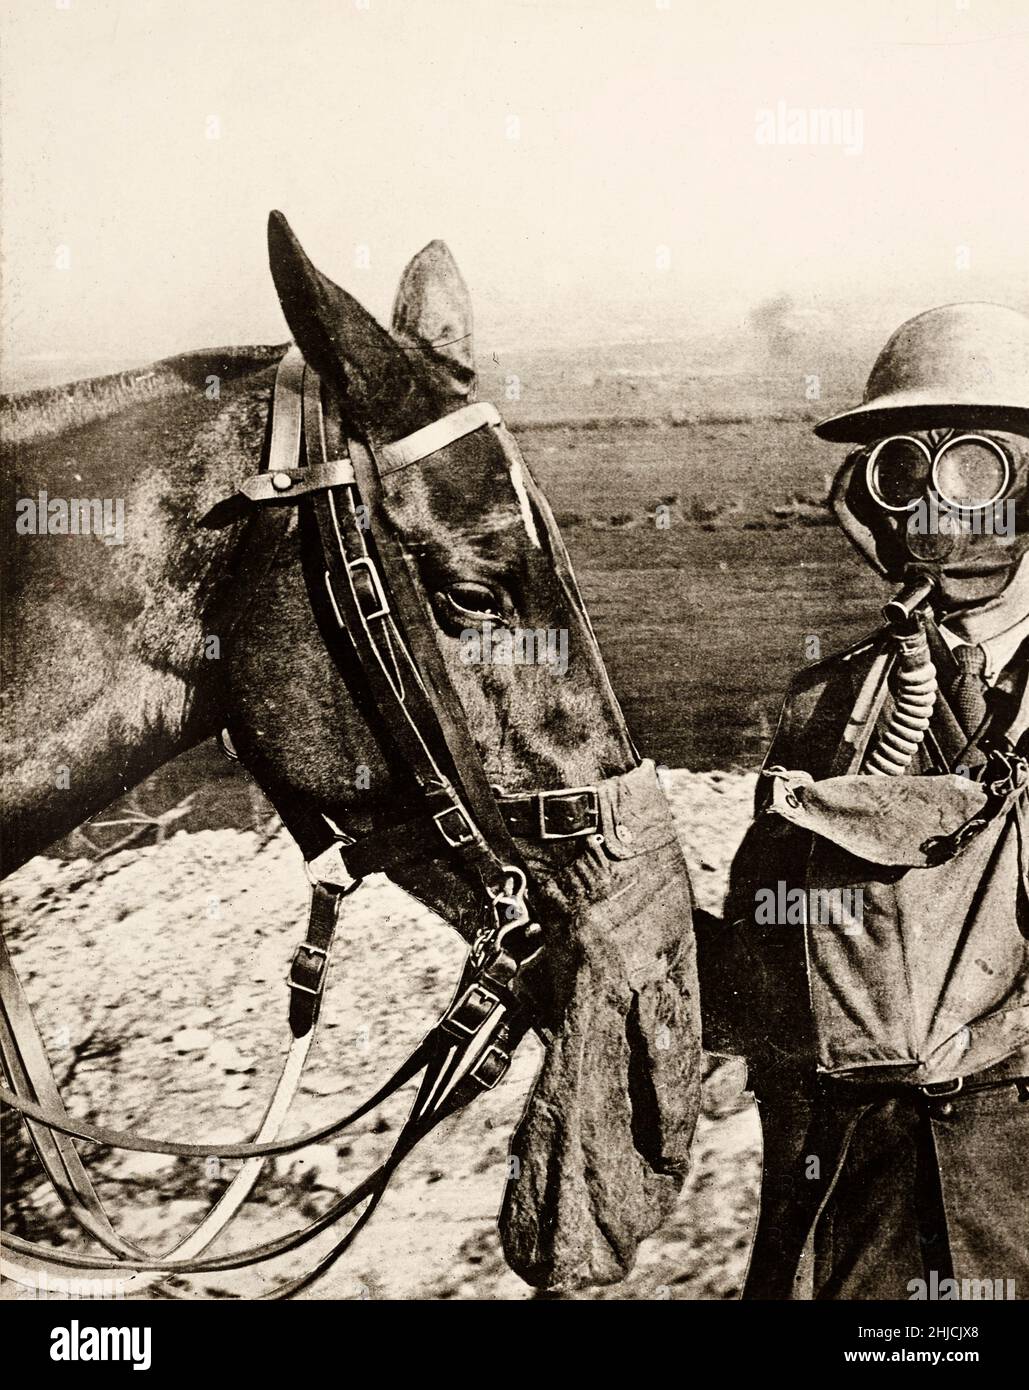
<box><xmin>1</xmin><ymin>769</ymin><xmax>760</xmax><ymax>1302</ymax></box>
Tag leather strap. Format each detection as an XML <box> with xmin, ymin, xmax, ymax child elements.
<box><xmin>2</xmin><ymin>933</ymin><xmax>321</xmax><ymax>1296</ymax></box>
<box><xmin>226</xmin><ymin>346</ymin><xmax>354</xmax><ymax>507</ymax></box>
<box><xmin>341</xmin><ymin>424</ymin><xmax>525</xmax><ymax>868</ymax></box>
<box><xmin>265</xmin><ymin>345</ymin><xmax>305</xmax><ymax>475</ymax></box>
<box><xmin>303</xmin><ymin>796</ymin><xmax>600</xmax><ymax>897</ymax></box>
<box><xmin>1</xmin><ymin>976</ymin><xmax>525</xmax><ymax>1294</ymax></box>
<box><xmin>305</xmin><ymin>375</ymin><xmax>522</xmax><ymax>898</ymax></box>
<box><xmin>287</xmin><ymin>881</ymin><xmax>341</xmax><ymax>1038</ymax></box>
<box><xmin>376</xmin><ymin>401</ymin><xmax>501</xmax><ymax>474</ymax></box>
<box><xmin>239</xmin><ymin>456</ymin><xmax>356</xmax><ymax>503</ymax></box>
<box><xmin>1</xmin><ymin>1069</ymin><xmax>442</xmax><ymax>1297</ymax></box>
<box><xmin>819</xmin><ymin>1071</ymin><xmax>1029</xmax><ymax>1104</ymax></box>
<box><xmin>1</xmin><ymin>937</ymin><xmax>144</xmax><ymax>1259</ymax></box>
<box><xmin>495</xmin><ymin>786</ymin><xmax>600</xmax><ymax>839</ymax></box>
<box><xmin>0</xmin><ymin>1034</ymin><xmax>430</xmax><ymax>1161</ymax></box>
<box><xmin>2</xmin><ymin>789</ymin><xmax>344</xmax><ymax>1295</ymax></box>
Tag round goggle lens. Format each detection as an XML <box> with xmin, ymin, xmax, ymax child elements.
<box><xmin>934</xmin><ymin>438</ymin><xmax>1009</xmax><ymax>509</ymax></box>
<box><xmin>868</xmin><ymin>438</ymin><xmax>929</xmax><ymax>510</ymax></box>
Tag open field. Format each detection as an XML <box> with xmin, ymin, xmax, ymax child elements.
<box><xmin>516</xmin><ymin>417</ymin><xmax>889</xmax><ymax>769</ymax></box>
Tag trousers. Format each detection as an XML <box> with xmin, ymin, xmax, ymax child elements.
<box><xmin>743</xmin><ymin>1073</ymin><xmax>1029</xmax><ymax>1300</ymax></box>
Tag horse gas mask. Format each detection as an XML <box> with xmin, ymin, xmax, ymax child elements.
<box><xmin>831</xmin><ymin>427</ymin><xmax>1029</xmax><ymax>612</ymax></box>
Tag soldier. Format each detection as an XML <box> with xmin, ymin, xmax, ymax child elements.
<box><xmin>700</xmin><ymin>302</ymin><xmax>1029</xmax><ymax>1300</ymax></box>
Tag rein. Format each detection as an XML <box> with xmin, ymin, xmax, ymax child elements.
<box><xmin>0</xmin><ymin>347</ymin><xmax>626</xmax><ymax>1298</ymax></box>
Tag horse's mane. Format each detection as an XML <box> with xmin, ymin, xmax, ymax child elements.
<box><xmin>0</xmin><ymin>344</ymin><xmax>287</xmax><ymax>448</ymax></box>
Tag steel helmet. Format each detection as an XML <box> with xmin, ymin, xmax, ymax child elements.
<box><xmin>815</xmin><ymin>302</ymin><xmax>1029</xmax><ymax>443</ymax></box>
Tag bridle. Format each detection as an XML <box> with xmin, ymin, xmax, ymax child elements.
<box><xmin>1</xmin><ymin>346</ymin><xmax>632</xmax><ymax>1298</ymax></box>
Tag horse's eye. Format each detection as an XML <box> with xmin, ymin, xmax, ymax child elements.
<box><xmin>440</xmin><ymin>581</ymin><xmax>504</xmax><ymax>622</ymax></box>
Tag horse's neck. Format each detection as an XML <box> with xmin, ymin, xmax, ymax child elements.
<box><xmin>1</xmin><ymin>356</ymin><xmax>278</xmax><ymax>871</ymax></box>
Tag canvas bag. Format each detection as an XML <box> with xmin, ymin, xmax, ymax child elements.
<box><xmin>499</xmin><ymin>760</ymin><xmax>701</xmax><ymax>1288</ymax></box>
<box><xmin>766</xmin><ymin>767</ymin><xmax>1029</xmax><ymax>1085</ymax></box>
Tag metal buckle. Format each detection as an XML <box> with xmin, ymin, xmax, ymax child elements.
<box><xmin>433</xmin><ymin>803</ymin><xmax>477</xmax><ymax>848</ymax></box>
<box><xmin>347</xmin><ymin>557</ymin><xmax>389</xmax><ymax>620</ymax></box>
<box><xmin>470</xmin><ymin>1044</ymin><xmax>510</xmax><ymax>1090</ymax></box>
<box><xmin>287</xmin><ymin>944</ymin><xmax>328</xmax><ymax>998</ymax></box>
<box><xmin>920</xmin><ymin>1076</ymin><xmax>964</xmax><ymax>1098</ymax></box>
<box><xmin>443</xmin><ymin>983</ymin><xmax>502</xmax><ymax>1037</ymax></box>
<box><xmin>538</xmin><ymin>786</ymin><xmax>599</xmax><ymax>839</ymax></box>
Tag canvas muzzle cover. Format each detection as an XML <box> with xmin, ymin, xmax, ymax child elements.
<box><xmin>767</xmin><ymin>769</ymin><xmax>1029</xmax><ymax>1085</ymax></box>
<box><xmin>499</xmin><ymin>760</ymin><xmax>701</xmax><ymax>1289</ymax></box>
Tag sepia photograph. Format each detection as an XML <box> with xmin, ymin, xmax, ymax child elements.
<box><xmin>1</xmin><ymin>0</ymin><xmax>1026</xmax><ymax>1359</ymax></box>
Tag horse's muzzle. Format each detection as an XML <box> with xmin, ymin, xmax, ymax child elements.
<box><xmin>499</xmin><ymin>760</ymin><xmax>701</xmax><ymax>1290</ymax></box>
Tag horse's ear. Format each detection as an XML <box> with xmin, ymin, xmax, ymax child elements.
<box><xmin>267</xmin><ymin>210</ymin><xmax>415</xmax><ymax>432</ymax></box>
<box><xmin>391</xmin><ymin>240</ymin><xmax>476</xmax><ymax>401</ymax></box>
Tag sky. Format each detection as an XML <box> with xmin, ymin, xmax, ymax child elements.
<box><xmin>2</xmin><ymin>0</ymin><xmax>1028</xmax><ymax>384</ymax></box>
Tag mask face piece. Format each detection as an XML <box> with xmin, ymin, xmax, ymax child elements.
<box><xmin>866</xmin><ymin>436</ymin><xmax>932</xmax><ymax>511</ymax></box>
<box><xmin>934</xmin><ymin>436</ymin><xmax>1012</xmax><ymax>510</ymax></box>
<box><xmin>866</xmin><ymin>433</ymin><xmax>1012</xmax><ymax>513</ymax></box>
<box><xmin>833</xmin><ymin>427</ymin><xmax>1029</xmax><ymax>611</ymax></box>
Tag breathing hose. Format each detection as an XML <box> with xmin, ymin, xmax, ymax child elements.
<box><xmin>864</xmin><ymin>576</ymin><xmax>938</xmax><ymax>777</ymax></box>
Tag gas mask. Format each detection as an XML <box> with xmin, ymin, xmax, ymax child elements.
<box><xmin>831</xmin><ymin>427</ymin><xmax>1029</xmax><ymax>614</ymax></box>
<box><xmin>815</xmin><ymin>302</ymin><xmax>1029</xmax><ymax>775</ymax></box>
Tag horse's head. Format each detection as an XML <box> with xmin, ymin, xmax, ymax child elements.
<box><xmin>221</xmin><ymin>214</ymin><xmax>701</xmax><ymax>1289</ymax></box>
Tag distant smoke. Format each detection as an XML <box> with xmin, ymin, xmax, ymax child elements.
<box><xmin>748</xmin><ymin>293</ymin><xmax>798</xmax><ymax>356</ymax></box>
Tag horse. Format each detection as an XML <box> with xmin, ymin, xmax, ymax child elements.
<box><xmin>0</xmin><ymin>213</ymin><xmax>701</xmax><ymax>1295</ymax></box>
